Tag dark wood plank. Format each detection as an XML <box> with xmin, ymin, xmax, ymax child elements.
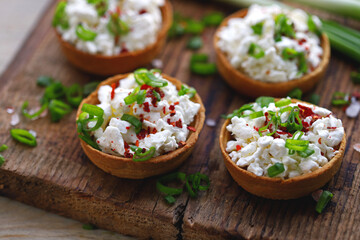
<box><xmin>0</xmin><ymin>0</ymin><xmax>359</xmax><ymax>239</ymax></box>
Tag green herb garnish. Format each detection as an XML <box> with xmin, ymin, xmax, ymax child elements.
<box><xmin>287</xmin><ymin>88</ymin><xmax>302</xmax><ymax>100</ymax></box>
<box><xmin>267</xmin><ymin>163</ymin><xmax>285</xmax><ymax>177</ymax></box>
<box><xmin>190</xmin><ymin>53</ymin><xmax>217</xmax><ymax>75</ymax></box>
<box><xmin>315</xmin><ymin>190</ymin><xmax>333</xmax><ymax>213</ymax></box>
<box><xmin>202</xmin><ymin>12</ymin><xmax>224</xmax><ymax>26</ymax></box>
<box><xmin>121</xmin><ymin>114</ymin><xmax>142</xmax><ymax>134</ymax></box>
<box><xmin>76</xmin><ymin>24</ymin><xmax>97</xmax><ymax>41</ymax></box>
<box><xmin>10</xmin><ymin>129</ymin><xmax>37</xmax><ymax>147</ymax></box>
<box><xmin>248</xmin><ymin>43</ymin><xmax>265</xmax><ymax>59</ymax></box>
<box><xmin>52</xmin><ymin>1</ymin><xmax>69</xmax><ymax>29</ymax></box>
<box><xmin>187</xmin><ymin>36</ymin><xmax>203</xmax><ymax>50</ymax></box>
<box><xmin>251</xmin><ymin>22</ymin><xmax>264</xmax><ymax>35</ymax></box>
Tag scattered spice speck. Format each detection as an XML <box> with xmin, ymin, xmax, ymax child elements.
<box><xmin>206</xmin><ymin>118</ymin><xmax>216</xmax><ymax>127</ymax></box>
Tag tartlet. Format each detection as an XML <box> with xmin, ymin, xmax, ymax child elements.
<box><xmin>219</xmin><ymin>99</ymin><xmax>346</xmax><ymax>199</ymax></box>
<box><xmin>77</xmin><ymin>73</ymin><xmax>205</xmax><ymax>179</ymax></box>
<box><xmin>214</xmin><ymin>9</ymin><xmax>331</xmax><ymax>98</ymax></box>
<box><xmin>54</xmin><ymin>0</ymin><xmax>173</xmax><ymax>76</ymax></box>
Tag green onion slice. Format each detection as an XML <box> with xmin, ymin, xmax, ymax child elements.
<box><xmin>331</xmin><ymin>92</ymin><xmax>350</xmax><ymax>106</ymax></box>
<box><xmin>164</xmin><ymin>195</ymin><xmax>176</xmax><ymax>204</ymax></box>
<box><xmin>249</xmin><ymin>111</ymin><xmax>264</xmax><ymax>119</ymax></box>
<box><xmin>351</xmin><ymin>71</ymin><xmax>360</xmax><ymax>84</ymax></box>
<box><xmin>190</xmin><ymin>62</ymin><xmax>217</xmax><ymax>75</ymax></box>
<box><xmin>275</xmin><ymin>99</ymin><xmax>291</xmax><ymax>108</ymax></box>
<box><xmin>107</xmin><ymin>13</ymin><xmax>129</xmax><ymax>36</ymax></box>
<box><xmin>282</xmin><ymin>48</ymin><xmax>299</xmax><ymax>60</ymax></box>
<box><xmin>256</xmin><ymin>96</ymin><xmax>275</xmax><ymax>107</ymax></box>
<box><xmin>298</xmin><ymin>148</ymin><xmax>315</xmax><ymax>158</ymax></box>
<box><xmin>308</xmin><ymin>93</ymin><xmax>321</xmax><ymax>105</ymax></box>
<box><xmin>21</xmin><ymin>101</ymin><xmax>48</xmax><ymax>120</ymax></box>
<box><xmin>187</xmin><ymin>36</ymin><xmax>203</xmax><ymax>50</ymax></box>
<box><xmin>298</xmin><ymin>52</ymin><xmax>308</xmax><ymax>74</ymax></box>
<box><xmin>185</xmin><ymin>172</ymin><xmax>210</xmax><ymax>198</ymax></box>
<box><xmin>315</xmin><ymin>190</ymin><xmax>333</xmax><ymax>214</ymax></box>
<box><xmin>87</xmin><ymin>0</ymin><xmax>108</xmax><ymax>16</ymax></box>
<box><xmin>66</xmin><ymin>84</ymin><xmax>83</xmax><ymax>107</ymax></box>
<box><xmin>274</xmin><ymin>13</ymin><xmax>295</xmax><ymax>42</ymax></box>
<box><xmin>132</xmin><ymin>146</ymin><xmax>156</xmax><ymax>162</ymax></box>
<box><xmin>43</xmin><ymin>82</ymin><xmax>66</xmax><ymax>102</ymax></box>
<box><xmin>49</xmin><ymin>99</ymin><xmax>72</xmax><ymax>122</ymax></box>
<box><xmin>285</xmin><ymin>139</ymin><xmax>309</xmax><ymax>151</ymax></box>
<box><xmin>184</xmin><ymin>19</ymin><xmax>204</xmax><ymax>34</ymax></box>
<box><xmin>76</xmin><ymin>24</ymin><xmax>97</xmax><ymax>41</ymax></box>
<box><xmin>0</xmin><ymin>144</ymin><xmax>8</xmax><ymax>152</ymax></box>
<box><xmin>121</xmin><ymin>114</ymin><xmax>142</xmax><ymax>133</ymax></box>
<box><xmin>52</xmin><ymin>1</ymin><xmax>69</xmax><ymax>29</ymax></box>
<box><xmin>152</xmin><ymin>90</ymin><xmax>161</xmax><ymax>102</ymax></box>
<box><xmin>10</xmin><ymin>129</ymin><xmax>37</xmax><ymax>147</ymax></box>
<box><xmin>248</xmin><ymin>43</ymin><xmax>265</xmax><ymax>59</ymax></box>
<box><xmin>0</xmin><ymin>154</ymin><xmax>4</xmax><ymax>167</ymax></box>
<box><xmin>83</xmin><ymin>81</ymin><xmax>100</xmax><ymax>97</ymax></box>
<box><xmin>178</xmin><ymin>84</ymin><xmax>197</xmax><ymax>98</ymax></box>
<box><xmin>37</xmin><ymin>76</ymin><xmax>54</xmax><ymax>87</ymax></box>
<box><xmin>190</xmin><ymin>53</ymin><xmax>208</xmax><ymax>64</ymax></box>
<box><xmin>134</xmin><ymin>69</ymin><xmax>168</xmax><ymax>87</ymax></box>
<box><xmin>281</xmin><ymin>106</ymin><xmax>303</xmax><ymax>133</ymax></box>
<box><xmin>80</xmin><ymin>104</ymin><xmax>104</xmax><ymax>131</ymax></box>
<box><xmin>287</xmin><ymin>88</ymin><xmax>302</xmax><ymax>100</ymax></box>
<box><xmin>156</xmin><ymin>172</ymin><xmax>186</xmax><ymax>196</ymax></box>
<box><xmin>78</xmin><ymin>134</ymin><xmax>101</xmax><ymax>150</ymax></box>
<box><xmin>137</xmin><ymin>90</ymin><xmax>147</xmax><ymax>104</ymax></box>
<box><xmin>251</xmin><ymin>22</ymin><xmax>264</xmax><ymax>35</ymax></box>
<box><xmin>267</xmin><ymin>162</ymin><xmax>285</xmax><ymax>177</ymax></box>
<box><xmin>124</xmin><ymin>87</ymin><xmax>140</xmax><ymax>105</ymax></box>
<box><xmin>202</xmin><ymin>12</ymin><xmax>224</xmax><ymax>26</ymax></box>
<box><xmin>308</xmin><ymin>15</ymin><xmax>322</xmax><ymax>36</ymax></box>
<box><xmin>223</xmin><ymin>104</ymin><xmax>254</xmax><ymax>119</ymax></box>
<box><xmin>280</xmin><ymin>106</ymin><xmax>292</xmax><ymax>113</ymax></box>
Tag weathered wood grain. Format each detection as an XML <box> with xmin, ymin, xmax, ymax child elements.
<box><xmin>0</xmin><ymin>0</ymin><xmax>359</xmax><ymax>239</ymax></box>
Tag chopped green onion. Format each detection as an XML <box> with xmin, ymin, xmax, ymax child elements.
<box><xmin>274</xmin><ymin>13</ymin><xmax>295</xmax><ymax>42</ymax></box>
<box><xmin>298</xmin><ymin>148</ymin><xmax>315</xmax><ymax>158</ymax></box>
<box><xmin>156</xmin><ymin>172</ymin><xmax>186</xmax><ymax>200</ymax></box>
<box><xmin>248</xmin><ymin>43</ymin><xmax>265</xmax><ymax>59</ymax></box>
<box><xmin>137</xmin><ymin>90</ymin><xmax>147</xmax><ymax>104</ymax></box>
<box><xmin>152</xmin><ymin>90</ymin><xmax>161</xmax><ymax>102</ymax></box>
<box><xmin>280</xmin><ymin>106</ymin><xmax>303</xmax><ymax>133</ymax></box>
<box><xmin>82</xmin><ymin>223</ymin><xmax>96</xmax><ymax>230</ymax></box>
<box><xmin>133</xmin><ymin>146</ymin><xmax>156</xmax><ymax>162</ymax></box>
<box><xmin>275</xmin><ymin>99</ymin><xmax>291</xmax><ymax>108</ymax></box>
<box><xmin>37</xmin><ymin>76</ymin><xmax>54</xmax><ymax>87</ymax></box>
<box><xmin>315</xmin><ymin>190</ymin><xmax>333</xmax><ymax>214</ymax></box>
<box><xmin>249</xmin><ymin>111</ymin><xmax>264</xmax><ymax>119</ymax></box>
<box><xmin>280</xmin><ymin>106</ymin><xmax>292</xmax><ymax>113</ymax></box>
<box><xmin>185</xmin><ymin>172</ymin><xmax>210</xmax><ymax>198</ymax></box>
<box><xmin>223</xmin><ymin>104</ymin><xmax>254</xmax><ymax>119</ymax></box>
<box><xmin>83</xmin><ymin>81</ymin><xmax>100</xmax><ymax>96</ymax></box>
<box><xmin>351</xmin><ymin>71</ymin><xmax>360</xmax><ymax>84</ymax></box>
<box><xmin>202</xmin><ymin>12</ymin><xmax>224</xmax><ymax>26</ymax></box>
<box><xmin>285</xmin><ymin>139</ymin><xmax>309</xmax><ymax>151</ymax></box>
<box><xmin>190</xmin><ymin>53</ymin><xmax>208</xmax><ymax>64</ymax></box>
<box><xmin>164</xmin><ymin>195</ymin><xmax>176</xmax><ymax>204</ymax></box>
<box><xmin>256</xmin><ymin>96</ymin><xmax>275</xmax><ymax>107</ymax></box>
<box><xmin>82</xmin><ymin>103</ymin><xmax>104</xmax><ymax>118</ymax></box>
<box><xmin>282</xmin><ymin>48</ymin><xmax>299</xmax><ymax>60</ymax></box>
<box><xmin>145</xmin><ymin>72</ymin><xmax>168</xmax><ymax>87</ymax></box>
<box><xmin>107</xmin><ymin>13</ymin><xmax>129</xmax><ymax>37</ymax></box>
<box><xmin>87</xmin><ymin>0</ymin><xmax>108</xmax><ymax>16</ymax></box>
<box><xmin>331</xmin><ymin>92</ymin><xmax>349</xmax><ymax>106</ymax></box>
<box><xmin>52</xmin><ymin>1</ymin><xmax>69</xmax><ymax>29</ymax></box>
<box><xmin>0</xmin><ymin>144</ymin><xmax>8</xmax><ymax>152</ymax></box>
<box><xmin>0</xmin><ymin>155</ymin><xmax>4</xmax><ymax>167</ymax></box>
<box><xmin>178</xmin><ymin>84</ymin><xmax>197</xmax><ymax>98</ymax></box>
<box><xmin>308</xmin><ymin>93</ymin><xmax>321</xmax><ymax>105</ymax></box>
<box><xmin>187</xmin><ymin>36</ymin><xmax>203</xmax><ymax>50</ymax></box>
<box><xmin>66</xmin><ymin>84</ymin><xmax>83</xmax><ymax>107</ymax></box>
<box><xmin>43</xmin><ymin>82</ymin><xmax>66</xmax><ymax>102</ymax></box>
<box><xmin>76</xmin><ymin>24</ymin><xmax>97</xmax><ymax>41</ymax></box>
<box><xmin>121</xmin><ymin>114</ymin><xmax>142</xmax><ymax>133</ymax></box>
<box><xmin>124</xmin><ymin>87</ymin><xmax>140</xmax><ymax>105</ymax></box>
<box><xmin>308</xmin><ymin>15</ymin><xmax>322</xmax><ymax>36</ymax></box>
<box><xmin>297</xmin><ymin>52</ymin><xmax>308</xmax><ymax>74</ymax></box>
<box><xmin>258</xmin><ymin>111</ymin><xmax>280</xmax><ymax>136</ymax></box>
<box><xmin>190</xmin><ymin>53</ymin><xmax>217</xmax><ymax>75</ymax></box>
<box><xmin>78</xmin><ymin>134</ymin><xmax>101</xmax><ymax>150</ymax></box>
<box><xmin>184</xmin><ymin>19</ymin><xmax>204</xmax><ymax>34</ymax></box>
<box><xmin>10</xmin><ymin>129</ymin><xmax>37</xmax><ymax>147</ymax></box>
<box><xmin>80</xmin><ymin>104</ymin><xmax>104</xmax><ymax>131</ymax></box>
<box><xmin>267</xmin><ymin>162</ymin><xmax>285</xmax><ymax>177</ymax></box>
<box><xmin>168</xmin><ymin>21</ymin><xmax>185</xmax><ymax>38</ymax></box>
<box><xmin>287</xmin><ymin>88</ymin><xmax>302</xmax><ymax>100</ymax></box>
<box><xmin>48</xmin><ymin>99</ymin><xmax>72</xmax><ymax>122</ymax></box>
<box><xmin>21</xmin><ymin>101</ymin><xmax>48</xmax><ymax>120</ymax></box>
<box><xmin>251</xmin><ymin>22</ymin><xmax>264</xmax><ymax>35</ymax></box>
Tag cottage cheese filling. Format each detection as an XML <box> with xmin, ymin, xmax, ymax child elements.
<box><xmin>92</xmin><ymin>73</ymin><xmax>200</xmax><ymax>157</ymax></box>
<box><xmin>226</xmin><ymin>99</ymin><xmax>344</xmax><ymax>179</ymax></box>
<box><xmin>217</xmin><ymin>4</ymin><xmax>323</xmax><ymax>82</ymax></box>
<box><xmin>56</xmin><ymin>0</ymin><xmax>164</xmax><ymax>55</ymax></box>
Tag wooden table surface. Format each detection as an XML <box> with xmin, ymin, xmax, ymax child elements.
<box><xmin>0</xmin><ymin>0</ymin><xmax>359</xmax><ymax>239</ymax></box>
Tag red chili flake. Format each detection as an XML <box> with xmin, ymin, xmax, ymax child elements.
<box><xmin>111</xmin><ymin>141</ymin><xmax>114</xmax><ymax>143</ymax></box>
<box><xmin>169</xmin><ymin>105</ymin><xmax>175</xmax><ymax>111</ymax></box>
<box><xmin>141</xmin><ymin>84</ymin><xmax>152</xmax><ymax>90</ymax></box>
<box><xmin>254</xmin><ymin>127</ymin><xmax>259</xmax><ymax>131</ymax></box>
<box><xmin>151</xmin><ymin>97</ymin><xmax>158</xmax><ymax>107</ymax></box>
<box><xmin>167</xmin><ymin>119</ymin><xmax>171</xmax><ymax>124</ymax></box>
<box><xmin>111</xmin><ymin>148</ymin><xmax>115</xmax><ymax>151</ymax></box>
<box><xmin>178</xmin><ymin>141</ymin><xmax>186</xmax><ymax>147</ymax></box>
<box><xmin>236</xmin><ymin>145</ymin><xmax>241</xmax><ymax>151</ymax></box>
<box><xmin>136</xmin><ymin>140</ymin><xmax>139</xmax><ymax>147</ymax></box>
<box><xmin>321</xmin><ymin>152</ymin><xmax>324</xmax><ymax>156</ymax></box>
<box><xmin>170</xmin><ymin>110</ymin><xmax>176</xmax><ymax>117</ymax></box>
<box><xmin>298</xmin><ymin>104</ymin><xmax>314</xmax><ymax>118</ymax></box>
<box><xmin>152</xmin><ymin>128</ymin><xmax>158</xmax><ymax>134</ymax></box>
<box><xmin>175</xmin><ymin>119</ymin><xmax>182</xmax><ymax>128</ymax></box>
<box><xmin>134</xmin><ymin>108</ymin><xmax>137</xmax><ymax>113</ymax></box>
<box><xmin>174</xmin><ymin>101</ymin><xmax>179</xmax><ymax>105</ymax></box>
<box><xmin>141</xmin><ymin>148</ymin><xmax>146</xmax><ymax>153</ymax></box>
<box><xmin>163</xmin><ymin>106</ymin><xmax>166</xmax><ymax>114</ymax></box>
<box><xmin>139</xmin><ymin>9</ymin><xmax>147</xmax><ymax>14</ymax></box>
<box><xmin>139</xmin><ymin>114</ymin><xmax>144</xmax><ymax>122</ymax></box>
<box><xmin>121</xmin><ymin>47</ymin><xmax>129</xmax><ymax>54</ymax></box>
<box><xmin>126</xmin><ymin>126</ymin><xmax>130</xmax><ymax>130</ymax></box>
<box><xmin>116</xmin><ymin>6</ymin><xmax>121</xmax><ymax>15</ymax></box>
<box><xmin>305</xmin><ymin>46</ymin><xmax>309</xmax><ymax>51</ymax></box>
<box><xmin>124</xmin><ymin>151</ymin><xmax>133</xmax><ymax>158</ymax></box>
<box><xmin>124</xmin><ymin>141</ymin><xmax>130</xmax><ymax>149</ymax></box>
<box><xmin>266</xmin><ymin>70</ymin><xmax>270</xmax><ymax>75</ymax></box>
<box><xmin>143</xmin><ymin>102</ymin><xmax>150</xmax><ymax>112</ymax></box>
<box><xmin>327</xmin><ymin>127</ymin><xmax>337</xmax><ymax>130</ymax></box>
<box><xmin>310</xmin><ymin>66</ymin><xmax>315</xmax><ymax>72</ymax></box>
<box><xmin>187</xmin><ymin>126</ymin><xmax>196</xmax><ymax>132</ymax></box>
<box><xmin>97</xmin><ymin>140</ymin><xmax>100</xmax><ymax>143</ymax></box>
<box><xmin>318</xmin><ymin>138</ymin><xmax>322</xmax><ymax>144</ymax></box>
<box><xmin>302</xmin><ymin>121</ymin><xmax>310</xmax><ymax>132</ymax></box>
<box><xmin>342</xmin><ymin>106</ymin><xmax>348</xmax><ymax>112</ymax></box>
<box><xmin>136</xmin><ymin>129</ymin><xmax>147</xmax><ymax>140</ymax></box>
<box><xmin>298</xmin><ymin>38</ymin><xmax>306</xmax><ymax>45</ymax></box>
<box><xmin>110</xmin><ymin>83</ymin><xmax>117</xmax><ymax>100</ymax></box>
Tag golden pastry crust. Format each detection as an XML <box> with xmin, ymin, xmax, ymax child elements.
<box><xmin>214</xmin><ymin>9</ymin><xmax>331</xmax><ymax>98</ymax></box>
<box><xmin>77</xmin><ymin>73</ymin><xmax>205</xmax><ymax>179</ymax></box>
<box><xmin>219</xmin><ymin>99</ymin><xmax>346</xmax><ymax>199</ymax></box>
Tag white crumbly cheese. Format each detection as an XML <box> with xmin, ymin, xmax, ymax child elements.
<box><xmin>58</xmin><ymin>0</ymin><xmax>164</xmax><ymax>55</ymax></box>
<box><xmin>93</xmin><ymin>73</ymin><xmax>200</xmax><ymax>157</ymax></box>
<box><xmin>226</xmin><ymin>100</ymin><xmax>344</xmax><ymax>179</ymax></box>
<box><xmin>217</xmin><ymin>4</ymin><xmax>323</xmax><ymax>82</ymax></box>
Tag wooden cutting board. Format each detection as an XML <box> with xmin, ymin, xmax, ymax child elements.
<box><xmin>0</xmin><ymin>0</ymin><xmax>359</xmax><ymax>239</ymax></box>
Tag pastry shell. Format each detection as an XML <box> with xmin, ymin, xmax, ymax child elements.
<box><xmin>219</xmin><ymin>99</ymin><xmax>346</xmax><ymax>199</ymax></box>
<box><xmin>55</xmin><ymin>0</ymin><xmax>173</xmax><ymax>76</ymax></box>
<box><xmin>214</xmin><ymin>9</ymin><xmax>331</xmax><ymax>98</ymax></box>
<box><xmin>77</xmin><ymin>73</ymin><xmax>205</xmax><ymax>179</ymax></box>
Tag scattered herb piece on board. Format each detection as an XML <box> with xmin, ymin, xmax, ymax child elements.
<box><xmin>190</xmin><ymin>53</ymin><xmax>217</xmax><ymax>75</ymax></box>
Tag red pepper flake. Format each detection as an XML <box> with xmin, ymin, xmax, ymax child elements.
<box><xmin>236</xmin><ymin>145</ymin><xmax>242</xmax><ymax>151</ymax></box>
<box><xmin>163</xmin><ymin>106</ymin><xmax>166</xmax><ymax>114</ymax></box>
<box><xmin>318</xmin><ymin>138</ymin><xmax>322</xmax><ymax>144</ymax></box>
<box><xmin>151</xmin><ymin>97</ymin><xmax>158</xmax><ymax>107</ymax></box>
<box><xmin>124</xmin><ymin>151</ymin><xmax>133</xmax><ymax>158</ymax></box>
<box><xmin>136</xmin><ymin>140</ymin><xmax>139</xmax><ymax>147</ymax></box>
<box><xmin>136</xmin><ymin>129</ymin><xmax>147</xmax><ymax>140</ymax></box>
<box><xmin>141</xmin><ymin>84</ymin><xmax>151</xmax><ymax>90</ymax></box>
<box><xmin>126</xmin><ymin>126</ymin><xmax>130</xmax><ymax>130</ymax></box>
<box><xmin>298</xmin><ymin>38</ymin><xmax>306</xmax><ymax>45</ymax></box>
<box><xmin>116</xmin><ymin>6</ymin><xmax>121</xmax><ymax>15</ymax></box>
<box><xmin>175</xmin><ymin>119</ymin><xmax>182</xmax><ymax>128</ymax></box>
<box><xmin>139</xmin><ymin>114</ymin><xmax>144</xmax><ymax>122</ymax></box>
<box><xmin>110</xmin><ymin>83</ymin><xmax>117</xmax><ymax>100</ymax></box>
<box><xmin>321</xmin><ymin>152</ymin><xmax>324</xmax><ymax>156</ymax></box>
<box><xmin>170</xmin><ymin>110</ymin><xmax>176</xmax><ymax>117</ymax></box>
<box><xmin>266</xmin><ymin>70</ymin><xmax>270</xmax><ymax>75</ymax></box>
<box><xmin>254</xmin><ymin>127</ymin><xmax>259</xmax><ymax>131</ymax></box>
<box><xmin>134</xmin><ymin>108</ymin><xmax>137</xmax><ymax>113</ymax></box>
<box><xmin>139</xmin><ymin>9</ymin><xmax>147</xmax><ymax>14</ymax></box>
<box><xmin>174</xmin><ymin>101</ymin><xmax>179</xmax><ymax>105</ymax></box>
<box><xmin>152</xmin><ymin>128</ymin><xmax>157</xmax><ymax>134</ymax></box>
<box><xmin>169</xmin><ymin>105</ymin><xmax>175</xmax><ymax>111</ymax></box>
<box><xmin>124</xmin><ymin>141</ymin><xmax>130</xmax><ymax>150</ymax></box>
<box><xmin>143</xmin><ymin>102</ymin><xmax>150</xmax><ymax>112</ymax></box>
<box><xmin>327</xmin><ymin>127</ymin><xmax>337</xmax><ymax>130</ymax></box>
<box><xmin>178</xmin><ymin>141</ymin><xmax>186</xmax><ymax>147</ymax></box>
<box><xmin>187</xmin><ymin>126</ymin><xmax>196</xmax><ymax>132</ymax></box>
<box><xmin>97</xmin><ymin>140</ymin><xmax>100</xmax><ymax>143</ymax></box>
<box><xmin>111</xmin><ymin>141</ymin><xmax>114</xmax><ymax>143</ymax></box>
